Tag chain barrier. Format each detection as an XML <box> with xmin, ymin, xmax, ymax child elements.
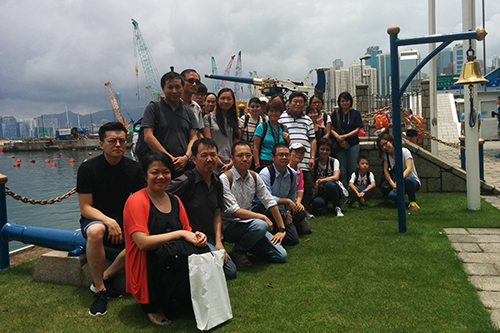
<box><xmin>357</xmin><ymin>104</ymin><xmax>464</xmax><ymax>150</ymax></box>
<box><xmin>5</xmin><ymin>187</ymin><xmax>77</xmax><ymax>205</ymax></box>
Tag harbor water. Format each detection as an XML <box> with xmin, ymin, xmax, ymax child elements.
<box><xmin>0</xmin><ymin>148</ymin><xmax>135</xmax><ymax>252</ymax></box>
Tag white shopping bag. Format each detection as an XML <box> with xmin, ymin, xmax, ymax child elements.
<box><xmin>188</xmin><ymin>250</ymin><xmax>232</xmax><ymax>331</ymax></box>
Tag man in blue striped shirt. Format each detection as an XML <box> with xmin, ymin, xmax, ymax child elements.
<box><xmin>278</xmin><ymin>92</ymin><xmax>316</xmax><ymax>209</ymax></box>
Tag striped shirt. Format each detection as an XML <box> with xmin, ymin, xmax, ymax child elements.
<box><xmin>239</xmin><ymin>114</ymin><xmax>264</xmax><ymax>148</ymax></box>
<box><xmin>279</xmin><ymin>110</ymin><xmax>315</xmax><ymax>171</ymax></box>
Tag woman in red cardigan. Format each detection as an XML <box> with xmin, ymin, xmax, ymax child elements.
<box><xmin>123</xmin><ymin>151</ymin><xmax>207</xmax><ymax>325</ymax></box>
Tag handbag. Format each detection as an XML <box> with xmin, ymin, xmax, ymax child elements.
<box><xmin>189</xmin><ymin>251</ymin><xmax>233</xmax><ymax>331</ymax></box>
<box><xmin>379</xmin><ymin>153</ymin><xmax>396</xmax><ymax>196</ymax></box>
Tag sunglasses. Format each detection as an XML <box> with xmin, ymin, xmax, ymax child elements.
<box><xmin>186</xmin><ymin>78</ymin><xmax>201</xmax><ymax>85</ymax></box>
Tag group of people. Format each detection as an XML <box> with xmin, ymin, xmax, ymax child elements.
<box><xmin>77</xmin><ymin>68</ymin><xmax>421</xmax><ymax>325</ymax></box>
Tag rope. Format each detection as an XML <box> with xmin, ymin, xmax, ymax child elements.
<box><xmin>5</xmin><ymin>187</ymin><xmax>77</xmax><ymax>205</ymax></box>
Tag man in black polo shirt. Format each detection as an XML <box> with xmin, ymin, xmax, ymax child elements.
<box><xmin>77</xmin><ymin>122</ymin><xmax>144</xmax><ymax>316</ymax></box>
<box><xmin>168</xmin><ymin>138</ymin><xmax>237</xmax><ymax>279</ymax></box>
<box><xmin>142</xmin><ymin>70</ymin><xmax>198</xmax><ymax>178</ymax></box>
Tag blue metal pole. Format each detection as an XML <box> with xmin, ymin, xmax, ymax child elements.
<box><xmin>0</xmin><ymin>174</ymin><xmax>9</xmax><ymax>270</ymax></box>
<box><xmin>479</xmin><ymin>140</ymin><xmax>484</xmax><ymax>181</ymax></box>
<box><xmin>460</xmin><ymin>138</ymin><xmax>466</xmax><ymax>170</ymax></box>
<box><xmin>389</xmin><ymin>27</ymin><xmax>407</xmax><ymax>233</ymax></box>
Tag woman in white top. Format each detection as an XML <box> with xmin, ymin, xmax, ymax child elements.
<box><xmin>377</xmin><ymin>133</ymin><xmax>421</xmax><ymax>210</ymax></box>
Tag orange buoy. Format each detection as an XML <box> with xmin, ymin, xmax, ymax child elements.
<box><xmin>59</xmin><ymin>153</ymin><xmax>63</xmax><ymax>157</ymax></box>
<box><xmin>29</xmin><ymin>159</ymin><xmax>35</xmax><ymax>163</ymax></box>
<box><xmin>69</xmin><ymin>158</ymin><xmax>75</xmax><ymax>163</ymax></box>
<box><xmin>0</xmin><ymin>148</ymin><xmax>3</xmax><ymax>153</ymax></box>
<box><xmin>14</xmin><ymin>162</ymin><xmax>20</xmax><ymax>167</ymax></box>
<box><xmin>51</xmin><ymin>161</ymin><xmax>57</xmax><ymax>167</ymax></box>
<box><xmin>88</xmin><ymin>152</ymin><xmax>92</xmax><ymax>155</ymax></box>
<box><xmin>11</xmin><ymin>155</ymin><xmax>15</xmax><ymax>159</ymax></box>
<box><xmin>45</xmin><ymin>158</ymin><xmax>50</xmax><ymax>163</ymax></box>
<box><xmin>16</xmin><ymin>158</ymin><xmax>21</xmax><ymax>162</ymax></box>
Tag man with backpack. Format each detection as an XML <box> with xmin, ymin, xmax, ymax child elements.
<box><xmin>137</xmin><ymin>71</ymin><xmax>198</xmax><ymax>178</ymax></box>
<box><xmin>220</xmin><ymin>141</ymin><xmax>287</xmax><ymax>267</ymax></box>
<box><xmin>167</xmin><ymin>138</ymin><xmax>237</xmax><ymax>279</ymax></box>
<box><xmin>253</xmin><ymin>143</ymin><xmax>311</xmax><ymax>246</ymax></box>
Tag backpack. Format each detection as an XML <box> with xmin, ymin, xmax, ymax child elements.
<box><xmin>375</xmin><ymin>112</ymin><xmax>390</xmax><ymax>130</ymax></box>
<box><xmin>223</xmin><ymin>170</ymin><xmax>257</xmax><ymax>189</ymax></box>
<box><xmin>242</xmin><ymin>114</ymin><xmax>264</xmax><ymax>143</ymax></box>
<box><xmin>265</xmin><ymin>164</ymin><xmax>296</xmax><ymax>187</ymax></box>
<box><xmin>259</xmin><ymin>121</ymin><xmax>287</xmax><ymax>153</ymax></box>
<box><xmin>133</xmin><ymin>101</ymin><xmax>160</xmax><ymax>162</ymax></box>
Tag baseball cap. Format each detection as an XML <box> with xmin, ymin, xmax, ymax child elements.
<box><xmin>259</xmin><ymin>97</ymin><xmax>269</xmax><ymax>103</ymax></box>
<box><xmin>289</xmin><ymin>143</ymin><xmax>305</xmax><ymax>152</ymax></box>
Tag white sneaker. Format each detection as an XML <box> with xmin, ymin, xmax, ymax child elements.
<box><xmin>335</xmin><ymin>206</ymin><xmax>344</xmax><ymax>217</ymax></box>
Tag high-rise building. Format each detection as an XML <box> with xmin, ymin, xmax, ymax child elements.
<box><xmin>437</xmin><ymin>48</ymin><xmax>453</xmax><ymax>75</ymax></box>
<box><xmin>400</xmin><ymin>49</ymin><xmax>421</xmax><ymax>92</ymax></box>
<box><xmin>334</xmin><ymin>68</ymin><xmax>349</xmax><ymax>103</ymax></box>
<box><xmin>365</xmin><ymin>46</ymin><xmax>382</xmax><ymax>70</ymax></box>
<box><xmin>452</xmin><ymin>43</ymin><xmax>464</xmax><ymax>75</ymax></box>
<box><xmin>377</xmin><ymin>53</ymin><xmax>391</xmax><ymax>97</ymax></box>
<box><xmin>349</xmin><ymin>62</ymin><xmax>363</xmax><ymax>95</ymax></box>
<box><xmin>492</xmin><ymin>56</ymin><xmax>500</xmax><ymax>71</ymax></box>
<box><xmin>333</xmin><ymin>59</ymin><xmax>343</xmax><ymax>69</ymax></box>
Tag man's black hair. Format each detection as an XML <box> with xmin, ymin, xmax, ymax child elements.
<box><xmin>160</xmin><ymin>71</ymin><xmax>184</xmax><ymax>89</ymax></box>
<box><xmin>98</xmin><ymin>122</ymin><xmax>127</xmax><ymax>142</ymax></box>
<box><xmin>288</xmin><ymin>91</ymin><xmax>307</xmax><ymax>104</ymax></box>
<box><xmin>192</xmin><ymin>138</ymin><xmax>218</xmax><ymax>157</ymax></box>
<box><xmin>231</xmin><ymin>141</ymin><xmax>252</xmax><ymax>156</ymax></box>
<box><xmin>196</xmin><ymin>82</ymin><xmax>208</xmax><ymax>96</ymax></box>
<box><xmin>272</xmin><ymin>143</ymin><xmax>289</xmax><ymax>156</ymax></box>
<box><xmin>248</xmin><ymin>97</ymin><xmax>261</xmax><ymax>106</ymax></box>
<box><xmin>357</xmin><ymin>155</ymin><xmax>370</xmax><ymax>164</ymax></box>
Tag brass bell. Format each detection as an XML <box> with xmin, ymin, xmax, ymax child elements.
<box><xmin>454</xmin><ymin>60</ymin><xmax>488</xmax><ymax>85</ymax></box>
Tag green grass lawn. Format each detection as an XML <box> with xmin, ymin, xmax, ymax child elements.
<box><xmin>1</xmin><ymin>193</ymin><xmax>499</xmax><ymax>332</ymax></box>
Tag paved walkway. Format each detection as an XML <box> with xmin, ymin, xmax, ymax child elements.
<box><xmin>439</xmin><ymin>140</ymin><xmax>500</xmax><ymax>328</ymax></box>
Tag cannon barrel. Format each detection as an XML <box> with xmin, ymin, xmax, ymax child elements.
<box><xmin>2</xmin><ymin>221</ymin><xmax>86</xmax><ymax>255</ymax></box>
<box><xmin>204</xmin><ymin>74</ymin><xmax>263</xmax><ymax>86</ymax></box>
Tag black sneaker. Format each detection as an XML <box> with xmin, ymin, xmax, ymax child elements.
<box><xmin>89</xmin><ymin>290</ymin><xmax>108</xmax><ymax>316</ymax></box>
<box><xmin>230</xmin><ymin>250</ymin><xmax>253</xmax><ymax>267</ymax></box>
<box><xmin>90</xmin><ymin>280</ymin><xmax>122</xmax><ymax>300</ymax></box>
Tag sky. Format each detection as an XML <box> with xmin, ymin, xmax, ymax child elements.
<box><xmin>1</xmin><ymin>0</ymin><xmax>500</xmax><ymax>119</ymax></box>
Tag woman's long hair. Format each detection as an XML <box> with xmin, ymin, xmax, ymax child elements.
<box><xmin>376</xmin><ymin>132</ymin><xmax>394</xmax><ymax>158</ymax></box>
<box><xmin>215</xmin><ymin>88</ymin><xmax>239</xmax><ymax>141</ymax></box>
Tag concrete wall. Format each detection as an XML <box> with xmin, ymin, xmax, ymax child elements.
<box><xmin>359</xmin><ymin>139</ymin><xmax>498</xmax><ymax>196</ymax></box>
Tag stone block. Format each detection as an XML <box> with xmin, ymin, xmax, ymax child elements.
<box><xmin>479</xmin><ymin>244</ymin><xmax>500</xmax><ymax>253</ymax></box>
<box><xmin>464</xmin><ymin>263</ymin><xmax>498</xmax><ymax>275</ymax></box>
<box><xmin>418</xmin><ymin>178</ymin><xmax>428</xmax><ymax>192</ymax></box>
<box><xmin>469</xmin><ymin>228</ymin><xmax>500</xmax><ymax>235</ymax></box>
<box><xmin>479</xmin><ymin>291</ymin><xmax>500</xmax><ymax>308</ymax></box>
<box><xmin>458</xmin><ymin>252</ymin><xmax>500</xmax><ymax>264</ymax></box>
<box><xmin>33</xmin><ymin>250</ymin><xmax>88</xmax><ymax>287</ymax></box>
<box><xmin>490</xmin><ymin>309</ymin><xmax>500</xmax><ymax>329</ymax></box>
<box><xmin>441</xmin><ymin>171</ymin><xmax>467</xmax><ymax>192</ymax></box>
<box><xmin>444</xmin><ymin>228</ymin><xmax>469</xmax><ymax>235</ymax></box>
<box><xmin>449</xmin><ymin>234</ymin><xmax>500</xmax><ymax>243</ymax></box>
<box><xmin>426</xmin><ymin>178</ymin><xmax>441</xmax><ymax>192</ymax></box>
<box><xmin>469</xmin><ymin>276</ymin><xmax>500</xmax><ymax>291</ymax></box>
<box><xmin>452</xmin><ymin>243</ymin><xmax>482</xmax><ymax>252</ymax></box>
<box><xmin>415</xmin><ymin>159</ymin><xmax>441</xmax><ymax>178</ymax></box>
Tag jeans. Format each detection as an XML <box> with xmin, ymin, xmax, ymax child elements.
<box><xmin>388</xmin><ymin>176</ymin><xmax>420</xmax><ymax>203</ymax></box>
<box><xmin>336</xmin><ymin>143</ymin><xmax>360</xmax><ymax>188</ymax></box>
<box><xmin>223</xmin><ymin>218</ymin><xmax>287</xmax><ymax>263</ymax></box>
<box><xmin>252</xmin><ymin>204</ymin><xmax>300</xmax><ymax>246</ymax></box>
<box><xmin>207</xmin><ymin>236</ymin><xmax>237</xmax><ymax>280</ymax></box>
<box><xmin>312</xmin><ymin>181</ymin><xmax>342</xmax><ymax>210</ymax></box>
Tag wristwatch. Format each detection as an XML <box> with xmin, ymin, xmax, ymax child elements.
<box><xmin>278</xmin><ymin>227</ymin><xmax>286</xmax><ymax>233</ymax></box>
<box><xmin>185</xmin><ymin>154</ymin><xmax>192</xmax><ymax>163</ymax></box>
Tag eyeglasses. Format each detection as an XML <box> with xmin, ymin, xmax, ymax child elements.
<box><xmin>274</xmin><ymin>153</ymin><xmax>290</xmax><ymax>158</ymax></box>
<box><xmin>106</xmin><ymin>138</ymin><xmax>127</xmax><ymax>145</ymax></box>
<box><xmin>186</xmin><ymin>78</ymin><xmax>201</xmax><ymax>85</ymax></box>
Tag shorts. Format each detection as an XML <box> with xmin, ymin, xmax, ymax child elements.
<box><xmin>80</xmin><ymin>218</ymin><xmax>125</xmax><ymax>250</ymax></box>
<box><xmin>406</xmin><ymin>129</ymin><xmax>418</xmax><ymax>138</ymax></box>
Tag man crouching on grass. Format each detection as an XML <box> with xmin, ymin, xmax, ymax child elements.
<box><xmin>77</xmin><ymin>122</ymin><xmax>144</xmax><ymax>316</ymax></box>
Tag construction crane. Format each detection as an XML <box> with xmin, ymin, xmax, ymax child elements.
<box><xmin>211</xmin><ymin>56</ymin><xmax>220</xmax><ymax>93</ymax></box>
<box><xmin>104</xmin><ymin>82</ymin><xmax>129</xmax><ymax>131</ymax></box>
<box><xmin>132</xmin><ymin>18</ymin><xmax>163</xmax><ymax>101</ymax></box>
<box><xmin>234</xmin><ymin>51</ymin><xmax>243</xmax><ymax>101</ymax></box>
<box><xmin>303</xmin><ymin>69</ymin><xmax>313</xmax><ymax>86</ymax></box>
<box><xmin>219</xmin><ymin>55</ymin><xmax>236</xmax><ymax>91</ymax></box>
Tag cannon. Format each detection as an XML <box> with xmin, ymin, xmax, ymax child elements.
<box><xmin>205</xmin><ymin>68</ymin><xmax>326</xmax><ymax>97</ymax></box>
